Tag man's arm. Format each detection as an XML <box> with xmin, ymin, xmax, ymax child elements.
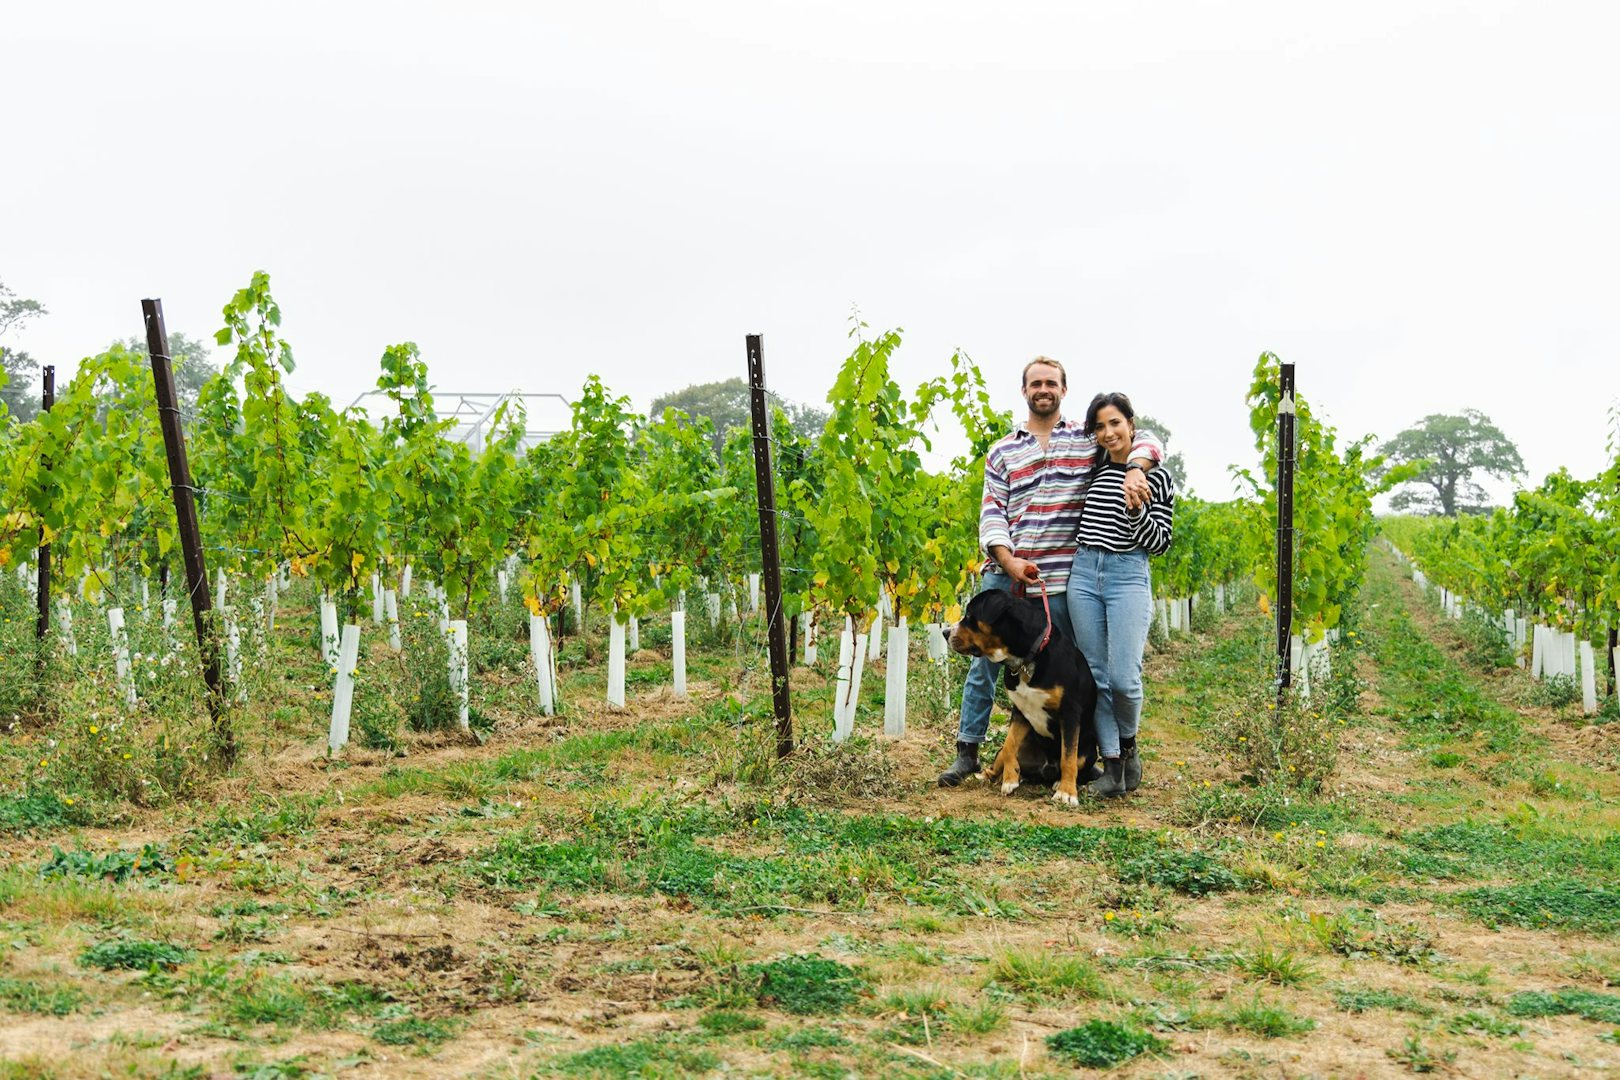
<box><xmin>1122</xmin><ymin>430</ymin><xmax>1165</xmax><ymax>510</ymax></box>
<box><xmin>979</xmin><ymin>448</ymin><xmax>1040</xmax><ymax>584</ymax></box>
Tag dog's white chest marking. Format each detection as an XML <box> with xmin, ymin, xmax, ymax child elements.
<box><xmin>1008</xmin><ymin>683</ymin><xmax>1055</xmax><ymax>738</ymax></box>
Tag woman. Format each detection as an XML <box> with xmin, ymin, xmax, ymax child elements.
<box><xmin>1066</xmin><ymin>392</ymin><xmax>1175</xmax><ymax>798</ymax></box>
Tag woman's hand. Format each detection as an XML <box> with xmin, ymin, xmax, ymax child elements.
<box><xmin>1122</xmin><ymin>468</ymin><xmax>1152</xmax><ymax>510</ymax></box>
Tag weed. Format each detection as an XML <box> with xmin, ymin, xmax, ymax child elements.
<box><xmin>1308</xmin><ymin>910</ymin><xmax>1438</xmax><ymax>965</ymax></box>
<box><xmin>547</xmin><ymin>1037</ymin><xmax>720</xmax><ymax>1077</ymax></box>
<box><xmin>698</xmin><ymin>1010</ymin><xmax>765</xmax><ymax>1035</ymax></box>
<box><xmin>0</xmin><ymin>976</ymin><xmax>85</xmax><ymax>1015</ymax></box>
<box><xmin>749</xmin><ymin>955</ymin><xmax>863</xmax><ymax>1015</ymax></box>
<box><xmin>1208</xmin><ymin>685</ymin><xmax>1342</xmax><ymax>792</ymax></box>
<box><xmin>1117</xmin><ymin>849</ymin><xmax>1240</xmax><ymax>897</ymax></box>
<box><xmin>0</xmin><ymin>792</ymin><xmax>89</xmax><ymax>835</ymax></box>
<box><xmin>1459</xmin><ymin>608</ymin><xmax>1514</xmax><ymax>670</ymax></box>
<box><xmin>1046</xmin><ymin>1019</ymin><xmax>1166</xmax><ymax>1069</ymax></box>
<box><xmin>79</xmin><ymin>937</ymin><xmax>193</xmax><ymax>970</ymax></box>
<box><xmin>1221</xmin><ymin>995</ymin><xmax>1316</xmax><ymax>1038</ymax></box>
<box><xmin>372</xmin><ymin>1013</ymin><xmax>464</xmax><ymax>1047</ymax></box>
<box><xmin>39</xmin><ymin>843</ymin><xmax>171</xmax><ymax>883</ymax></box>
<box><xmin>1332</xmin><ymin>987</ymin><xmax>1434</xmax><ymax>1016</ymax></box>
<box><xmin>1235</xmin><ymin>941</ymin><xmax>1315</xmax><ymax>986</ymax></box>
<box><xmin>1445</xmin><ymin>1011</ymin><xmax>1522</xmax><ymax>1037</ymax></box>
<box><xmin>1506</xmin><ymin>988</ymin><xmax>1620</xmax><ymax>1023</ymax></box>
<box><xmin>767</xmin><ymin>1026</ymin><xmax>848</xmax><ymax>1050</ymax></box>
<box><xmin>1526</xmin><ymin>674</ymin><xmax>1580</xmax><ymax>709</ymax></box>
<box><xmin>988</xmin><ymin>949</ymin><xmax>1105</xmax><ymax>1000</ymax></box>
<box><xmin>1386</xmin><ymin>1035</ymin><xmax>1454</xmax><ymax>1073</ymax></box>
<box><xmin>226</xmin><ymin>974</ymin><xmax>320</xmax><ymax>1026</ymax></box>
<box><xmin>1426</xmin><ymin>750</ymin><xmax>1465</xmax><ymax>768</ymax></box>
<box><xmin>1454</xmin><ymin>882</ymin><xmax>1620</xmax><ymax>933</ymax></box>
<box><xmin>880</xmin><ymin>984</ymin><xmax>952</xmax><ymax>1044</ymax></box>
<box><xmin>945</xmin><ymin>998</ymin><xmax>1007</xmax><ymax>1036</ymax></box>
<box><xmin>778</xmin><ymin>736</ymin><xmax>898</xmax><ymax>804</ymax></box>
<box><xmin>351</xmin><ymin>676</ymin><xmax>403</xmax><ymax>752</ymax></box>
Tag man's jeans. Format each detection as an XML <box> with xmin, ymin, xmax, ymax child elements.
<box><xmin>957</xmin><ymin>571</ymin><xmax>1078</xmax><ymax>745</ymax></box>
<box><xmin>1066</xmin><ymin>546</ymin><xmax>1153</xmax><ymax>758</ymax></box>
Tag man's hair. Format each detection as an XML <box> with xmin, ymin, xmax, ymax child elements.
<box><xmin>1022</xmin><ymin>356</ymin><xmax>1067</xmax><ymax>389</ymax></box>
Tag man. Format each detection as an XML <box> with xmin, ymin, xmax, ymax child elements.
<box><xmin>938</xmin><ymin>357</ymin><xmax>1163</xmax><ymax>786</ymax></box>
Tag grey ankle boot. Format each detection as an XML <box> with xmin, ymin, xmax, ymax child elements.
<box><xmin>937</xmin><ymin>741</ymin><xmax>980</xmax><ymax>787</ymax></box>
<box><xmin>1121</xmin><ymin>737</ymin><xmax>1142</xmax><ymax>792</ymax></box>
<box><xmin>1088</xmin><ymin>756</ymin><xmax>1128</xmax><ymax>798</ymax></box>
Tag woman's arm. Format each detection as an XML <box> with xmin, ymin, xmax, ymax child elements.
<box><xmin>1127</xmin><ymin>469</ymin><xmax>1175</xmax><ymax>555</ymax></box>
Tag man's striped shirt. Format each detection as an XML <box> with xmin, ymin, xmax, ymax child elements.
<box><xmin>1074</xmin><ymin>462</ymin><xmax>1176</xmax><ymax>555</ymax></box>
<box><xmin>979</xmin><ymin>420</ymin><xmax>1164</xmax><ymax>592</ymax></box>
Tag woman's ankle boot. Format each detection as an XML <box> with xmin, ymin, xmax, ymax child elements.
<box><xmin>1088</xmin><ymin>756</ymin><xmax>1127</xmax><ymax>798</ymax></box>
<box><xmin>1121</xmin><ymin>737</ymin><xmax>1142</xmax><ymax>792</ymax></box>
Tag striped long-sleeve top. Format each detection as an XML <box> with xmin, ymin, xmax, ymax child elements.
<box><xmin>978</xmin><ymin>421</ymin><xmax>1164</xmax><ymax>592</ymax></box>
<box><xmin>1074</xmin><ymin>461</ymin><xmax>1175</xmax><ymax>555</ymax></box>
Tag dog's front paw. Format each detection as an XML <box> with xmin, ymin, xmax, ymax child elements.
<box><xmin>1000</xmin><ymin>779</ymin><xmax>1021</xmax><ymax>796</ymax></box>
<box><xmin>1052</xmin><ymin>786</ymin><xmax>1079</xmax><ymax>808</ymax></box>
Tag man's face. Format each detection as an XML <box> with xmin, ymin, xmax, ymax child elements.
<box><xmin>1022</xmin><ymin>364</ymin><xmax>1065</xmax><ymax>418</ymax></box>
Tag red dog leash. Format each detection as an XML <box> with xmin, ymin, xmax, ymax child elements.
<box><xmin>1011</xmin><ymin>569</ymin><xmax>1054</xmax><ymax>656</ymax></box>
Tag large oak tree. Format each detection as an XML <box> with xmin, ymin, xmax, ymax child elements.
<box><xmin>1380</xmin><ymin>410</ymin><xmax>1524</xmax><ymax>515</ymax></box>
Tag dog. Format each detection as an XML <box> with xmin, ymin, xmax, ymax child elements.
<box><xmin>946</xmin><ymin>589</ymin><xmax>1100</xmax><ymax>806</ymax></box>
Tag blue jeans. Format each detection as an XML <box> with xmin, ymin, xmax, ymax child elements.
<box><xmin>1066</xmin><ymin>547</ymin><xmax>1153</xmax><ymax>758</ymax></box>
<box><xmin>957</xmin><ymin>571</ymin><xmax>1077</xmax><ymax>745</ymax></box>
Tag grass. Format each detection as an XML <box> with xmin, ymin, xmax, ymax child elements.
<box><xmin>544</xmin><ymin>1037</ymin><xmax>721</xmax><ymax>1077</ymax></box>
<box><xmin>1046</xmin><ymin>1020</ymin><xmax>1166</xmax><ymax>1068</ymax></box>
<box><xmin>1453</xmin><ymin>883</ymin><xmax>1620</xmax><ymax>933</ymax></box>
<box><xmin>79</xmin><ymin>938</ymin><xmax>194</xmax><ymax>970</ymax></box>
<box><xmin>749</xmin><ymin>955</ymin><xmax>864</xmax><ymax>1015</ymax></box>
<box><xmin>1506</xmin><ymin>988</ymin><xmax>1620</xmax><ymax>1023</ymax></box>
<box><xmin>1235</xmin><ymin>941</ymin><xmax>1316</xmax><ymax>986</ymax></box>
<box><xmin>1333</xmin><ymin>987</ymin><xmax>1435</xmax><ymax>1016</ymax></box>
<box><xmin>0</xmin><ymin>976</ymin><xmax>86</xmax><ymax>1016</ymax></box>
<box><xmin>2</xmin><ymin>557</ymin><xmax>1616</xmax><ymax>1077</ymax></box>
<box><xmin>1219</xmin><ymin>995</ymin><xmax>1317</xmax><ymax>1038</ymax></box>
<box><xmin>987</xmin><ymin>949</ymin><xmax>1106</xmax><ymax>1000</ymax></box>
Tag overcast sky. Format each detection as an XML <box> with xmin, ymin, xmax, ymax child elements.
<box><xmin>4</xmin><ymin>1</ymin><xmax>1616</xmax><ymax>503</ymax></box>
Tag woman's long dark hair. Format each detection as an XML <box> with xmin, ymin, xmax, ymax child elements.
<box><xmin>1084</xmin><ymin>392</ymin><xmax>1136</xmax><ymax>476</ymax></box>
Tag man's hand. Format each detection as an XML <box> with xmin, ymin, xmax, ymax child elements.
<box><xmin>1122</xmin><ymin>465</ymin><xmax>1152</xmax><ymax>511</ymax></box>
<box><xmin>1002</xmin><ymin>557</ymin><xmax>1042</xmax><ymax>585</ymax></box>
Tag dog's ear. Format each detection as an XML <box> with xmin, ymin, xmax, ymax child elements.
<box><xmin>1003</xmin><ymin>594</ymin><xmax>1046</xmax><ymax>653</ymax></box>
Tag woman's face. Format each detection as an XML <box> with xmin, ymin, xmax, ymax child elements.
<box><xmin>1094</xmin><ymin>404</ymin><xmax>1134</xmax><ymax>456</ymax></box>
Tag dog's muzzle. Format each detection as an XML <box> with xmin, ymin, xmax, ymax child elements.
<box><xmin>945</xmin><ymin>621</ymin><xmax>981</xmax><ymax>657</ymax></box>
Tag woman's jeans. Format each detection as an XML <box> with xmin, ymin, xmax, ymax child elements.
<box><xmin>1066</xmin><ymin>547</ymin><xmax>1153</xmax><ymax>758</ymax></box>
<box><xmin>957</xmin><ymin>571</ymin><xmax>1077</xmax><ymax>745</ymax></box>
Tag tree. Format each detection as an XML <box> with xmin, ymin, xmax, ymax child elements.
<box><xmin>0</xmin><ymin>279</ymin><xmax>47</xmax><ymax>337</ymax></box>
<box><xmin>1380</xmin><ymin>410</ymin><xmax>1525</xmax><ymax>516</ymax></box>
<box><xmin>0</xmin><ymin>278</ymin><xmax>48</xmax><ymax>423</ymax></box>
<box><xmin>0</xmin><ymin>346</ymin><xmax>43</xmax><ymax>422</ymax></box>
<box><xmin>1133</xmin><ymin>413</ymin><xmax>1187</xmax><ymax>488</ymax></box>
<box><xmin>649</xmin><ymin>377</ymin><xmax>828</xmax><ymax>457</ymax></box>
<box><xmin>117</xmin><ymin>332</ymin><xmax>219</xmax><ymax>423</ymax></box>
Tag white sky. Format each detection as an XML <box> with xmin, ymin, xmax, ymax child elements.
<box><xmin>4</xmin><ymin>1</ymin><xmax>1617</xmax><ymax>503</ymax></box>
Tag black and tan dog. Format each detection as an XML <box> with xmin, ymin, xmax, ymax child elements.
<box><xmin>947</xmin><ymin>589</ymin><xmax>1100</xmax><ymax>806</ymax></box>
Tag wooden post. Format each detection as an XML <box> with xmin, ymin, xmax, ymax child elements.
<box><xmin>1275</xmin><ymin>362</ymin><xmax>1297</xmax><ymax>700</ymax></box>
<box><xmin>746</xmin><ymin>333</ymin><xmax>794</xmax><ymax>757</ymax></box>
<box><xmin>35</xmin><ymin>366</ymin><xmax>55</xmax><ymax>644</ymax></box>
<box><xmin>143</xmin><ymin>298</ymin><xmax>233</xmax><ymax>765</ymax></box>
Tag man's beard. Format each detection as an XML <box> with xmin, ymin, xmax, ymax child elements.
<box><xmin>1026</xmin><ymin>393</ymin><xmax>1060</xmax><ymax>418</ymax></box>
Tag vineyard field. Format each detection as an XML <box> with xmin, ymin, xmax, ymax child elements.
<box><xmin>1</xmin><ymin>550</ymin><xmax>1618</xmax><ymax>1077</ymax></box>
